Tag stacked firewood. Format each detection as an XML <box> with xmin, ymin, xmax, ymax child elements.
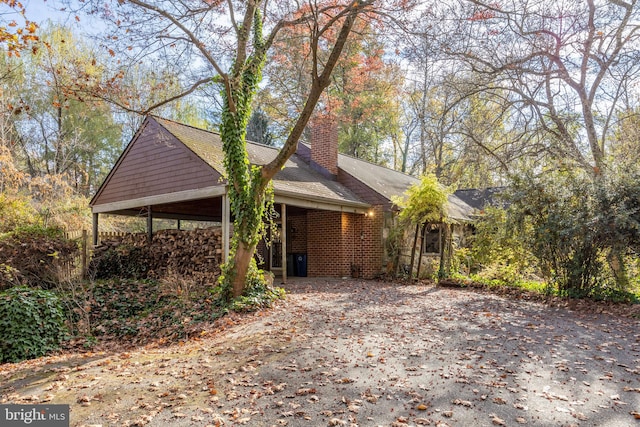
<box><xmin>91</xmin><ymin>228</ymin><xmax>223</xmax><ymax>283</ymax></box>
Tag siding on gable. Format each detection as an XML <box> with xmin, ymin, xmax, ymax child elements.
<box><xmin>337</xmin><ymin>170</ymin><xmax>393</xmax><ymax>211</ymax></box>
<box><xmin>93</xmin><ymin>119</ymin><xmax>221</xmax><ymax>206</ymax></box>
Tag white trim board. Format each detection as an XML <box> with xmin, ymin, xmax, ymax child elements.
<box><xmin>91</xmin><ymin>186</ymin><xmax>227</xmax><ymax>213</ymax></box>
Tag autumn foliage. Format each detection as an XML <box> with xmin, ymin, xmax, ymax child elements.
<box><xmin>264</xmin><ymin>8</ymin><xmax>400</xmax><ymax>161</ymax></box>
<box><xmin>0</xmin><ymin>0</ymin><xmax>38</xmax><ymax>56</ymax></box>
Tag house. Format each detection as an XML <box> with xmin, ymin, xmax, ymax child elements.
<box><xmin>90</xmin><ymin>115</ymin><xmax>476</xmax><ymax>280</ymax></box>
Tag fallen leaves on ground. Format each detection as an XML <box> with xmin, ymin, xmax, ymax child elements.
<box><xmin>1</xmin><ymin>279</ymin><xmax>639</xmax><ymax>426</ymax></box>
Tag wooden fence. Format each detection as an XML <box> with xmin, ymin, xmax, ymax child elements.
<box><xmin>64</xmin><ymin>230</ymin><xmax>129</xmax><ymax>242</ymax></box>
<box><xmin>63</xmin><ymin>230</ymin><xmax>130</xmax><ymax>279</ymax></box>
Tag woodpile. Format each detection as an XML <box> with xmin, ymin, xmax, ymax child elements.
<box><xmin>91</xmin><ymin>227</ymin><xmax>223</xmax><ymax>284</ymax></box>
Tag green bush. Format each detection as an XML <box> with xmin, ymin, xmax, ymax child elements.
<box><xmin>507</xmin><ymin>169</ymin><xmax>640</xmax><ymax>298</ymax></box>
<box><xmin>469</xmin><ymin>207</ymin><xmax>537</xmax><ymax>283</ymax></box>
<box><xmin>0</xmin><ymin>287</ymin><xmax>67</xmax><ymax>363</ymax></box>
<box><xmin>6</xmin><ymin>224</ymin><xmax>66</xmax><ymax>239</ymax></box>
<box><xmin>215</xmin><ymin>260</ymin><xmax>285</xmax><ymax>312</ymax></box>
<box><xmin>230</xmin><ymin>269</ymin><xmax>285</xmax><ymax>312</ymax></box>
<box><xmin>0</xmin><ymin>193</ymin><xmax>38</xmax><ymax>233</ymax></box>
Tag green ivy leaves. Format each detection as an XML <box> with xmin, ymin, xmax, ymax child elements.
<box><xmin>0</xmin><ymin>287</ymin><xmax>67</xmax><ymax>363</ymax></box>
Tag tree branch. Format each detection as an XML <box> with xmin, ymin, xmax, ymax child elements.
<box><xmin>227</xmin><ymin>0</ymin><xmax>239</xmax><ymax>33</ymax></box>
<box><xmin>126</xmin><ymin>0</ymin><xmax>230</xmax><ymax>93</ymax></box>
<box><xmin>260</xmin><ymin>0</ymin><xmax>374</xmax><ymax>182</ymax></box>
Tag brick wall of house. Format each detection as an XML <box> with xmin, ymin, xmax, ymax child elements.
<box><xmin>306</xmin><ymin>207</ymin><xmax>385</xmax><ymax>279</ymax></box>
<box><xmin>340</xmin><ymin>212</ymin><xmax>358</xmax><ymax>277</ymax></box>
<box><xmin>307</xmin><ymin>210</ymin><xmax>345</xmax><ymax>277</ymax></box>
<box><xmin>295</xmin><ymin>113</ymin><xmax>388</xmax><ymax>279</ymax></box>
<box><xmin>288</xmin><ymin>214</ymin><xmax>307</xmax><ymax>254</ymax></box>
<box><xmin>360</xmin><ymin>205</ymin><xmax>385</xmax><ymax>278</ymax></box>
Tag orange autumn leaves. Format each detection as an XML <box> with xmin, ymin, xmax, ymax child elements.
<box><xmin>0</xmin><ymin>0</ymin><xmax>38</xmax><ymax>56</ymax></box>
<box><xmin>266</xmin><ymin>1</ymin><xmax>401</xmax><ymax>157</ymax></box>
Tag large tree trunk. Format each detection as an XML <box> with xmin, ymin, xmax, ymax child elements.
<box><xmin>232</xmin><ymin>241</ymin><xmax>258</xmax><ymax>298</ymax></box>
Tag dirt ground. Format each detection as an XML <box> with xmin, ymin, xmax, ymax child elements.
<box><xmin>1</xmin><ymin>278</ymin><xmax>639</xmax><ymax>427</ymax></box>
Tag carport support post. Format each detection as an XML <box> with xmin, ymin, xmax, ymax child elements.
<box><xmin>92</xmin><ymin>213</ymin><xmax>99</xmax><ymax>246</ymax></box>
<box><xmin>147</xmin><ymin>206</ymin><xmax>153</xmax><ymax>244</ymax></box>
<box><xmin>281</xmin><ymin>203</ymin><xmax>287</xmax><ymax>284</ymax></box>
<box><xmin>222</xmin><ymin>192</ymin><xmax>230</xmax><ymax>263</ymax></box>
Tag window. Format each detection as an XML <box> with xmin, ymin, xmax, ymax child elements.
<box><xmin>423</xmin><ymin>226</ymin><xmax>440</xmax><ymax>254</ymax></box>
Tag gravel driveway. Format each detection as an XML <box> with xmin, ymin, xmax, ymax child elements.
<box><xmin>2</xmin><ymin>278</ymin><xmax>639</xmax><ymax>427</ymax></box>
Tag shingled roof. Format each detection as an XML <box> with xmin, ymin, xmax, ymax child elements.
<box><xmin>91</xmin><ymin>116</ymin><xmax>475</xmax><ymax>221</ymax></box>
<box><xmin>152</xmin><ymin>117</ymin><xmax>369</xmax><ymax>210</ymax></box>
<box><xmin>453</xmin><ymin>187</ymin><xmax>507</xmax><ymax>212</ymax></box>
<box><xmin>338</xmin><ymin>154</ymin><xmax>418</xmax><ymax>202</ymax></box>
<box><xmin>288</xmin><ymin>143</ymin><xmax>475</xmax><ymax>222</ymax></box>
<box><xmin>337</xmin><ymin>153</ymin><xmax>473</xmax><ymax>222</ymax></box>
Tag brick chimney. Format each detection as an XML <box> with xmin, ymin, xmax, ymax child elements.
<box><xmin>310</xmin><ymin>113</ymin><xmax>338</xmax><ymax>178</ymax></box>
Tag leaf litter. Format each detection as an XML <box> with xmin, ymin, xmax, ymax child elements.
<box><xmin>1</xmin><ymin>278</ymin><xmax>639</xmax><ymax>426</ymax></box>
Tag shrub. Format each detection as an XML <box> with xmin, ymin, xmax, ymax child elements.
<box><xmin>0</xmin><ymin>287</ymin><xmax>67</xmax><ymax>363</ymax></box>
<box><xmin>384</xmin><ymin>222</ymin><xmax>405</xmax><ymax>276</ymax></box>
<box><xmin>215</xmin><ymin>260</ymin><xmax>285</xmax><ymax>312</ymax></box>
<box><xmin>229</xmin><ymin>268</ymin><xmax>285</xmax><ymax>312</ymax></box>
<box><xmin>469</xmin><ymin>207</ymin><xmax>537</xmax><ymax>283</ymax></box>
<box><xmin>0</xmin><ymin>193</ymin><xmax>37</xmax><ymax>233</ymax></box>
<box><xmin>506</xmin><ymin>169</ymin><xmax>640</xmax><ymax>298</ymax></box>
<box><xmin>392</xmin><ymin>174</ymin><xmax>450</xmax><ymax>279</ymax></box>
